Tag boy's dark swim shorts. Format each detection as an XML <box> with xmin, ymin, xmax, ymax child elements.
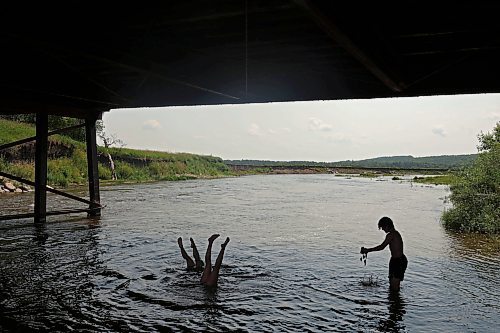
<box><xmin>389</xmin><ymin>255</ymin><xmax>408</xmax><ymax>280</ymax></box>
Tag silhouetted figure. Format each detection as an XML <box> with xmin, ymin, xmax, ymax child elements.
<box><xmin>361</xmin><ymin>217</ymin><xmax>408</xmax><ymax>291</ymax></box>
<box><xmin>178</xmin><ymin>234</ymin><xmax>230</xmax><ymax>287</ymax></box>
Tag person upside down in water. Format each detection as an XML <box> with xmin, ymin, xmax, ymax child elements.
<box><xmin>178</xmin><ymin>234</ymin><xmax>230</xmax><ymax>287</ymax></box>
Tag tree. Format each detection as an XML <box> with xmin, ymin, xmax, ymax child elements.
<box><xmin>97</xmin><ymin>121</ymin><xmax>125</xmax><ymax>180</ymax></box>
<box><xmin>477</xmin><ymin>121</ymin><xmax>500</xmax><ymax>151</ymax></box>
<box><xmin>442</xmin><ymin>122</ymin><xmax>500</xmax><ymax>233</ymax></box>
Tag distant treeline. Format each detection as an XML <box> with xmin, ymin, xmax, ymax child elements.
<box><xmin>225</xmin><ymin>154</ymin><xmax>477</xmax><ymax>170</ymax></box>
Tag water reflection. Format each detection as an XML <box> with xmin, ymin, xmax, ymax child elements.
<box><xmin>447</xmin><ymin>232</ymin><xmax>500</xmax><ymax>257</ymax></box>
<box><xmin>442</xmin><ymin>231</ymin><xmax>500</xmax><ymax>316</ymax></box>
<box><xmin>378</xmin><ymin>291</ymin><xmax>406</xmax><ymax>332</ymax></box>
<box><xmin>33</xmin><ymin>223</ymin><xmax>49</xmax><ymax>245</ymax></box>
<box><xmin>1</xmin><ymin>176</ymin><xmax>499</xmax><ymax>332</ymax></box>
<box><xmin>0</xmin><ymin>219</ymin><xmax>103</xmax><ymax>332</ymax></box>
<box><xmin>202</xmin><ymin>288</ymin><xmax>222</xmax><ymax>323</ymax></box>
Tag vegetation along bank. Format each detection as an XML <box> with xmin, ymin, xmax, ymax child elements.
<box><xmin>0</xmin><ymin>118</ymin><xmax>231</xmax><ymax>190</ymax></box>
<box><xmin>1</xmin><ymin>117</ymin><xmax>498</xmax><ymax>234</ymax></box>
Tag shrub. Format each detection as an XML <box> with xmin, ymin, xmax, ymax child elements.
<box><xmin>147</xmin><ymin>161</ymin><xmax>187</xmax><ymax>179</ymax></box>
<box><xmin>98</xmin><ymin>163</ymin><xmax>113</xmax><ymax>180</ymax></box>
<box><xmin>114</xmin><ymin>161</ymin><xmax>135</xmax><ymax>179</ymax></box>
<box><xmin>442</xmin><ymin>123</ymin><xmax>500</xmax><ymax>233</ymax></box>
<box><xmin>48</xmin><ymin>158</ymin><xmax>86</xmax><ymax>186</ymax></box>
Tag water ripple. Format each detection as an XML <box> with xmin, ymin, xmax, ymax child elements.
<box><xmin>0</xmin><ymin>175</ymin><xmax>499</xmax><ymax>332</ymax></box>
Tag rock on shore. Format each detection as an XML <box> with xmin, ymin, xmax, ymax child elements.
<box><xmin>1</xmin><ymin>181</ymin><xmax>32</xmax><ymax>193</ymax></box>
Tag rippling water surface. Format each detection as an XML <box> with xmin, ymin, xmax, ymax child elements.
<box><xmin>1</xmin><ymin>175</ymin><xmax>499</xmax><ymax>332</ymax></box>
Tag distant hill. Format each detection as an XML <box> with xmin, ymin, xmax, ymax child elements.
<box><xmin>225</xmin><ymin>154</ymin><xmax>477</xmax><ymax>170</ymax></box>
<box><xmin>330</xmin><ymin>155</ymin><xmax>477</xmax><ymax>169</ymax></box>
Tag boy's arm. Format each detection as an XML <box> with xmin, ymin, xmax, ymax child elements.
<box><xmin>361</xmin><ymin>233</ymin><xmax>392</xmax><ymax>253</ymax></box>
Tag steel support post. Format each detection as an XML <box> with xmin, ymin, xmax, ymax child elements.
<box><xmin>34</xmin><ymin>113</ymin><xmax>48</xmax><ymax>223</ymax></box>
<box><xmin>85</xmin><ymin>115</ymin><xmax>101</xmax><ymax>217</ymax></box>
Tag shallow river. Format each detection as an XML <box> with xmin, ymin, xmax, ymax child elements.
<box><xmin>1</xmin><ymin>175</ymin><xmax>499</xmax><ymax>332</ymax></box>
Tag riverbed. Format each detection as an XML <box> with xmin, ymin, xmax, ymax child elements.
<box><xmin>1</xmin><ymin>175</ymin><xmax>499</xmax><ymax>332</ymax></box>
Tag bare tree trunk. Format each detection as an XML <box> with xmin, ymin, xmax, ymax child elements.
<box><xmin>98</xmin><ymin>130</ymin><xmax>124</xmax><ymax>181</ymax></box>
<box><xmin>106</xmin><ymin>152</ymin><xmax>117</xmax><ymax>180</ymax></box>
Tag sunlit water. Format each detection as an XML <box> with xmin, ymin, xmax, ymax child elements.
<box><xmin>1</xmin><ymin>175</ymin><xmax>499</xmax><ymax>332</ymax></box>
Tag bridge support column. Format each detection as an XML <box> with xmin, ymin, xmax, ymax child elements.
<box><xmin>85</xmin><ymin>115</ymin><xmax>101</xmax><ymax>217</ymax></box>
<box><xmin>34</xmin><ymin>113</ymin><xmax>48</xmax><ymax>223</ymax></box>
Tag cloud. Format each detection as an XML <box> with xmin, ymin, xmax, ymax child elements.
<box><xmin>267</xmin><ymin>127</ymin><xmax>292</xmax><ymax>135</ymax></box>
<box><xmin>247</xmin><ymin>123</ymin><xmax>263</xmax><ymax>136</ymax></box>
<box><xmin>142</xmin><ymin>119</ymin><xmax>162</xmax><ymax>130</ymax></box>
<box><xmin>308</xmin><ymin>117</ymin><xmax>333</xmax><ymax>131</ymax></box>
<box><xmin>248</xmin><ymin>124</ymin><xmax>290</xmax><ymax>136</ymax></box>
<box><xmin>432</xmin><ymin>125</ymin><xmax>447</xmax><ymax>137</ymax></box>
<box><xmin>324</xmin><ymin>132</ymin><xmax>352</xmax><ymax>144</ymax></box>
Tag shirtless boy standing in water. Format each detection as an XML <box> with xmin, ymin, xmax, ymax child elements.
<box><xmin>361</xmin><ymin>217</ymin><xmax>408</xmax><ymax>291</ymax></box>
<box><xmin>178</xmin><ymin>234</ymin><xmax>230</xmax><ymax>287</ymax></box>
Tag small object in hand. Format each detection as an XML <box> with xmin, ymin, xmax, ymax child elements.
<box><xmin>360</xmin><ymin>252</ymin><xmax>368</xmax><ymax>266</ymax></box>
<box><xmin>359</xmin><ymin>247</ymin><xmax>368</xmax><ymax>265</ymax></box>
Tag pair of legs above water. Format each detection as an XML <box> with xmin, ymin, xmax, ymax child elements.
<box><xmin>178</xmin><ymin>234</ymin><xmax>230</xmax><ymax>287</ymax></box>
<box><xmin>200</xmin><ymin>234</ymin><xmax>230</xmax><ymax>287</ymax></box>
<box><xmin>178</xmin><ymin>237</ymin><xmax>204</xmax><ymax>271</ymax></box>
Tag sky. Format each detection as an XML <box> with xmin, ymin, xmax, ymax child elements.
<box><xmin>101</xmin><ymin>93</ymin><xmax>500</xmax><ymax>162</ymax></box>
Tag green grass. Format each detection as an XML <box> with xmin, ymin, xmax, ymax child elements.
<box><xmin>0</xmin><ymin>119</ymin><xmax>36</xmax><ymax>144</ymax></box>
<box><xmin>0</xmin><ymin>118</ymin><xmax>85</xmax><ymax>149</ymax></box>
<box><xmin>0</xmin><ymin>118</ymin><xmax>464</xmax><ymax>192</ymax></box>
<box><xmin>412</xmin><ymin>174</ymin><xmax>456</xmax><ymax>185</ymax></box>
<box><xmin>1</xmin><ymin>119</ymin><xmax>232</xmax><ymax>187</ymax></box>
<box><xmin>104</xmin><ymin>146</ymin><xmax>222</xmax><ymax>162</ymax></box>
<box><xmin>358</xmin><ymin>172</ymin><xmax>381</xmax><ymax>178</ymax></box>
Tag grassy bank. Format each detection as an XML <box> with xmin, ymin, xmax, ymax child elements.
<box><xmin>412</xmin><ymin>174</ymin><xmax>456</xmax><ymax>185</ymax></box>
<box><xmin>0</xmin><ymin>118</ymin><xmax>456</xmax><ymax>189</ymax></box>
<box><xmin>0</xmin><ymin>119</ymin><xmax>231</xmax><ymax>188</ymax></box>
<box><xmin>228</xmin><ymin>164</ymin><xmax>455</xmax><ymax>185</ymax></box>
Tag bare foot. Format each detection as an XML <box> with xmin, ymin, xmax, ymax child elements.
<box><xmin>190</xmin><ymin>237</ymin><xmax>196</xmax><ymax>248</ymax></box>
<box><xmin>208</xmin><ymin>234</ymin><xmax>220</xmax><ymax>243</ymax></box>
<box><xmin>177</xmin><ymin>237</ymin><xmax>183</xmax><ymax>247</ymax></box>
<box><xmin>221</xmin><ymin>237</ymin><xmax>230</xmax><ymax>249</ymax></box>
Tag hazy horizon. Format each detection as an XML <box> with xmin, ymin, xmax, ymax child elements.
<box><xmin>102</xmin><ymin>93</ymin><xmax>499</xmax><ymax>162</ymax></box>
<box><xmin>222</xmin><ymin>152</ymin><xmax>477</xmax><ymax>163</ymax></box>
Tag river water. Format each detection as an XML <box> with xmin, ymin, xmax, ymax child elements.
<box><xmin>0</xmin><ymin>174</ymin><xmax>499</xmax><ymax>332</ymax></box>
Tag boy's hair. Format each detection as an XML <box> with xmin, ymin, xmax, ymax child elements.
<box><xmin>378</xmin><ymin>216</ymin><xmax>394</xmax><ymax>229</ymax></box>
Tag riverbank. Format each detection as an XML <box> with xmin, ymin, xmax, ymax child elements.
<box><xmin>1</xmin><ymin>166</ymin><xmax>452</xmax><ymax>197</ymax></box>
<box><xmin>228</xmin><ymin>164</ymin><xmax>454</xmax><ymax>185</ymax></box>
<box><xmin>0</xmin><ymin>118</ymin><xmax>455</xmax><ymax>191</ymax></box>
<box><xmin>0</xmin><ymin>119</ymin><xmax>233</xmax><ymax>189</ymax></box>
<box><xmin>0</xmin><ymin>157</ymin><xmax>454</xmax><ymax>195</ymax></box>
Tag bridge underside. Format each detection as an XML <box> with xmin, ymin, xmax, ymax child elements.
<box><xmin>1</xmin><ymin>1</ymin><xmax>500</xmax><ymax>222</ymax></box>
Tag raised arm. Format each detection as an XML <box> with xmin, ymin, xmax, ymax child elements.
<box><xmin>361</xmin><ymin>233</ymin><xmax>392</xmax><ymax>254</ymax></box>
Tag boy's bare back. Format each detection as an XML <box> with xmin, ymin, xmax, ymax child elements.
<box><xmin>386</xmin><ymin>230</ymin><xmax>404</xmax><ymax>258</ymax></box>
